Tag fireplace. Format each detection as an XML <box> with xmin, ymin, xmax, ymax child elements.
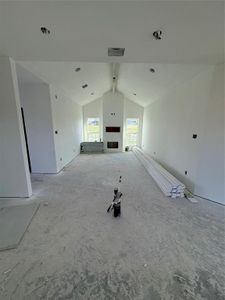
<box><xmin>107</xmin><ymin>141</ymin><xmax>119</xmax><ymax>149</ymax></box>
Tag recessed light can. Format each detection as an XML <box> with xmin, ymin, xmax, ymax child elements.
<box><xmin>40</xmin><ymin>27</ymin><xmax>50</xmax><ymax>35</ymax></box>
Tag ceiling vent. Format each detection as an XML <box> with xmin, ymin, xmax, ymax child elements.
<box><xmin>108</xmin><ymin>48</ymin><xmax>125</xmax><ymax>57</ymax></box>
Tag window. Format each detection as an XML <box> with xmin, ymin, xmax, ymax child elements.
<box><xmin>86</xmin><ymin>118</ymin><xmax>100</xmax><ymax>142</ymax></box>
<box><xmin>126</xmin><ymin>118</ymin><xmax>139</xmax><ymax>146</ymax></box>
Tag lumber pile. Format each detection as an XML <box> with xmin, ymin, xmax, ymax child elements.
<box><xmin>133</xmin><ymin>147</ymin><xmax>185</xmax><ymax>198</ymax></box>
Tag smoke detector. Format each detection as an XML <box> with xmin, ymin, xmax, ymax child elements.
<box><xmin>108</xmin><ymin>48</ymin><xmax>125</xmax><ymax>57</ymax></box>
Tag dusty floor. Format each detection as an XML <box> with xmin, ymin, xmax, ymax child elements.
<box><xmin>0</xmin><ymin>152</ymin><xmax>224</xmax><ymax>300</ymax></box>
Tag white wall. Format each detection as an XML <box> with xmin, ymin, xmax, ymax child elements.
<box><xmin>83</xmin><ymin>97</ymin><xmax>103</xmax><ymax>141</ymax></box>
<box><xmin>123</xmin><ymin>97</ymin><xmax>144</xmax><ymax>148</ymax></box>
<box><xmin>103</xmin><ymin>92</ymin><xmax>124</xmax><ymax>152</ymax></box>
<box><xmin>195</xmin><ymin>64</ymin><xmax>224</xmax><ymax>203</ymax></box>
<box><xmin>50</xmin><ymin>86</ymin><xmax>83</xmax><ymax>172</ymax></box>
<box><xmin>142</xmin><ymin>65</ymin><xmax>224</xmax><ymax>204</ymax></box>
<box><xmin>18</xmin><ymin>71</ymin><xmax>83</xmax><ymax>174</ymax></box>
<box><xmin>0</xmin><ymin>56</ymin><xmax>32</xmax><ymax>197</ymax></box>
<box><xmin>19</xmin><ymin>83</ymin><xmax>57</xmax><ymax>173</ymax></box>
<box><xmin>83</xmin><ymin>93</ymin><xmax>144</xmax><ymax>152</ymax></box>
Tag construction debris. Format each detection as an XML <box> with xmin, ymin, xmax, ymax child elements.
<box><xmin>133</xmin><ymin>147</ymin><xmax>185</xmax><ymax>198</ymax></box>
<box><xmin>184</xmin><ymin>191</ymin><xmax>198</xmax><ymax>203</ymax></box>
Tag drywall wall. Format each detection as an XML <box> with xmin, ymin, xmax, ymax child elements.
<box><xmin>83</xmin><ymin>97</ymin><xmax>103</xmax><ymax>141</ymax></box>
<box><xmin>142</xmin><ymin>65</ymin><xmax>224</xmax><ymax>204</ymax></box>
<box><xmin>83</xmin><ymin>93</ymin><xmax>144</xmax><ymax>151</ymax></box>
<box><xmin>50</xmin><ymin>86</ymin><xmax>83</xmax><ymax>172</ymax></box>
<box><xmin>195</xmin><ymin>64</ymin><xmax>224</xmax><ymax>203</ymax></box>
<box><xmin>123</xmin><ymin>97</ymin><xmax>144</xmax><ymax>148</ymax></box>
<box><xmin>0</xmin><ymin>56</ymin><xmax>32</xmax><ymax>197</ymax></box>
<box><xmin>103</xmin><ymin>92</ymin><xmax>124</xmax><ymax>152</ymax></box>
<box><xmin>19</xmin><ymin>82</ymin><xmax>57</xmax><ymax>173</ymax></box>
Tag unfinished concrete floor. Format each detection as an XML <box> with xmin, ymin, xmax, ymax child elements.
<box><xmin>0</xmin><ymin>153</ymin><xmax>224</xmax><ymax>300</ymax></box>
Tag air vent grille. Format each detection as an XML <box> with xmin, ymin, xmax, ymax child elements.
<box><xmin>108</xmin><ymin>48</ymin><xmax>125</xmax><ymax>57</ymax></box>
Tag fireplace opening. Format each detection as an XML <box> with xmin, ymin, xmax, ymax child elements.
<box><xmin>107</xmin><ymin>141</ymin><xmax>119</xmax><ymax>149</ymax></box>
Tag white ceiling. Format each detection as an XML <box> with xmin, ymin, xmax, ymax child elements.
<box><xmin>117</xmin><ymin>64</ymin><xmax>210</xmax><ymax>106</ymax></box>
<box><xmin>0</xmin><ymin>1</ymin><xmax>224</xmax><ymax>63</ymax></box>
<box><xmin>18</xmin><ymin>62</ymin><xmax>112</xmax><ymax>105</ymax></box>
<box><xmin>18</xmin><ymin>61</ymin><xmax>210</xmax><ymax>107</ymax></box>
<box><xmin>1</xmin><ymin>1</ymin><xmax>224</xmax><ymax>107</ymax></box>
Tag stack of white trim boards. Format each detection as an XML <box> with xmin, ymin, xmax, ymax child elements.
<box><xmin>133</xmin><ymin>147</ymin><xmax>185</xmax><ymax>198</ymax></box>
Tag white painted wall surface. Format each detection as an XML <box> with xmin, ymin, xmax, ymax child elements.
<box><xmin>123</xmin><ymin>98</ymin><xmax>144</xmax><ymax>148</ymax></box>
<box><xmin>50</xmin><ymin>86</ymin><xmax>83</xmax><ymax>172</ymax></box>
<box><xmin>83</xmin><ymin>97</ymin><xmax>103</xmax><ymax>141</ymax></box>
<box><xmin>142</xmin><ymin>65</ymin><xmax>225</xmax><ymax>204</ymax></box>
<box><xmin>103</xmin><ymin>92</ymin><xmax>124</xmax><ymax>152</ymax></box>
<box><xmin>195</xmin><ymin>64</ymin><xmax>224</xmax><ymax>203</ymax></box>
<box><xmin>83</xmin><ymin>93</ymin><xmax>144</xmax><ymax>151</ymax></box>
<box><xmin>19</xmin><ymin>83</ymin><xmax>57</xmax><ymax>173</ymax></box>
<box><xmin>0</xmin><ymin>57</ymin><xmax>32</xmax><ymax>197</ymax></box>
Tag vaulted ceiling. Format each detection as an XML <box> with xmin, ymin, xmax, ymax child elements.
<box><xmin>117</xmin><ymin>63</ymin><xmax>210</xmax><ymax>106</ymax></box>
<box><xmin>1</xmin><ymin>1</ymin><xmax>224</xmax><ymax>107</ymax></box>
<box><xmin>17</xmin><ymin>62</ymin><xmax>112</xmax><ymax>106</ymax></box>
<box><xmin>18</xmin><ymin>62</ymin><xmax>210</xmax><ymax>106</ymax></box>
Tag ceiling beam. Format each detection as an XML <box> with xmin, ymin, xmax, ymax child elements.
<box><xmin>111</xmin><ymin>63</ymin><xmax>120</xmax><ymax>94</ymax></box>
